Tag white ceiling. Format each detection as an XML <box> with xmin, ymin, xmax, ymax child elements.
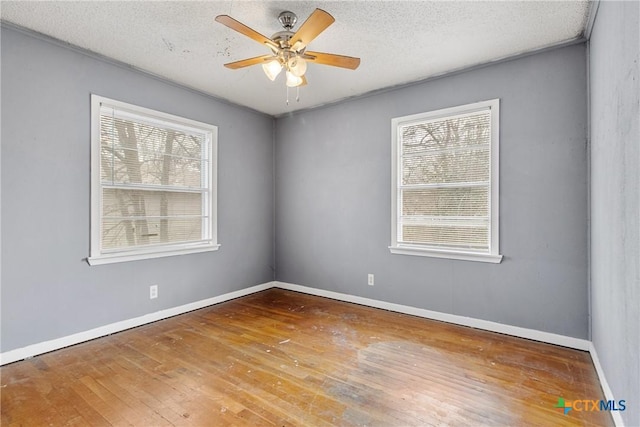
<box><xmin>1</xmin><ymin>1</ymin><xmax>591</xmax><ymax>116</ymax></box>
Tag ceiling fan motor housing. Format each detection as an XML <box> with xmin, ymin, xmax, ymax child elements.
<box><xmin>278</xmin><ymin>11</ymin><xmax>297</xmax><ymax>31</ymax></box>
<box><xmin>271</xmin><ymin>31</ymin><xmax>295</xmax><ymax>49</ymax></box>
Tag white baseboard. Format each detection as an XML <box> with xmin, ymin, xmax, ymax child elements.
<box><xmin>5</xmin><ymin>280</ymin><xmax>622</xmax><ymax>424</ymax></box>
<box><xmin>589</xmin><ymin>342</ymin><xmax>625</xmax><ymax>427</ymax></box>
<box><xmin>0</xmin><ymin>282</ymin><xmax>275</xmax><ymax>366</ymax></box>
<box><xmin>275</xmin><ymin>281</ymin><xmax>591</xmax><ymax>351</ymax></box>
<box><xmin>0</xmin><ymin>280</ymin><xmax>592</xmax><ymax>365</ymax></box>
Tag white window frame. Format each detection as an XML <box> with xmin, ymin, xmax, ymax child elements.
<box><xmin>88</xmin><ymin>94</ymin><xmax>219</xmax><ymax>265</ymax></box>
<box><xmin>390</xmin><ymin>99</ymin><xmax>502</xmax><ymax>263</ymax></box>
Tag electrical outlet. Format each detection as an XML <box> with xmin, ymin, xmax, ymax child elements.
<box><xmin>368</xmin><ymin>274</ymin><xmax>374</xmax><ymax>286</ymax></box>
<box><xmin>149</xmin><ymin>285</ymin><xmax>158</xmax><ymax>299</ymax></box>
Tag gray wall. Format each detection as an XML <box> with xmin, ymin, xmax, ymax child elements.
<box><xmin>1</xmin><ymin>26</ymin><xmax>275</xmax><ymax>352</ymax></box>
<box><xmin>276</xmin><ymin>44</ymin><xmax>589</xmax><ymax>339</ymax></box>
<box><xmin>590</xmin><ymin>1</ymin><xmax>640</xmax><ymax>425</ymax></box>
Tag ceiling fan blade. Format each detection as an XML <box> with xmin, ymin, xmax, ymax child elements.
<box><xmin>215</xmin><ymin>15</ymin><xmax>279</xmax><ymax>50</ymax></box>
<box><xmin>289</xmin><ymin>9</ymin><xmax>335</xmax><ymax>50</ymax></box>
<box><xmin>304</xmin><ymin>51</ymin><xmax>361</xmax><ymax>70</ymax></box>
<box><xmin>300</xmin><ymin>75</ymin><xmax>308</xmax><ymax>86</ymax></box>
<box><xmin>223</xmin><ymin>54</ymin><xmax>274</xmax><ymax>69</ymax></box>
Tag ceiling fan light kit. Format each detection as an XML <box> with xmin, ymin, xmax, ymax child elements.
<box><xmin>215</xmin><ymin>8</ymin><xmax>360</xmax><ymax>103</ymax></box>
<box><xmin>262</xmin><ymin>60</ymin><xmax>282</xmax><ymax>81</ymax></box>
<box><xmin>285</xmin><ymin>71</ymin><xmax>304</xmax><ymax>88</ymax></box>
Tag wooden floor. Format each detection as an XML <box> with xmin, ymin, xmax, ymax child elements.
<box><xmin>1</xmin><ymin>288</ymin><xmax>612</xmax><ymax>426</ymax></box>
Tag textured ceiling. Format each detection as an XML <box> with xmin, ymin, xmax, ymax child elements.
<box><xmin>1</xmin><ymin>1</ymin><xmax>590</xmax><ymax>116</ymax></box>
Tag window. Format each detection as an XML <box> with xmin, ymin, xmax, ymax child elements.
<box><xmin>390</xmin><ymin>99</ymin><xmax>502</xmax><ymax>263</ymax></box>
<box><xmin>89</xmin><ymin>95</ymin><xmax>218</xmax><ymax>265</ymax></box>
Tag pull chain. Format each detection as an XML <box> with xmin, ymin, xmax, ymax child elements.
<box><xmin>285</xmin><ymin>84</ymin><xmax>301</xmax><ymax>105</ymax></box>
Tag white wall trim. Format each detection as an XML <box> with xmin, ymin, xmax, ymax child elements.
<box><xmin>5</xmin><ymin>279</ymin><xmax>620</xmax><ymax>424</ymax></box>
<box><xmin>1</xmin><ymin>280</ymin><xmax>593</xmax><ymax>366</ymax></box>
<box><xmin>0</xmin><ymin>282</ymin><xmax>275</xmax><ymax>366</ymax></box>
<box><xmin>589</xmin><ymin>342</ymin><xmax>626</xmax><ymax>426</ymax></box>
<box><xmin>275</xmin><ymin>281</ymin><xmax>591</xmax><ymax>351</ymax></box>
<box><xmin>390</xmin><ymin>99</ymin><xmax>502</xmax><ymax>264</ymax></box>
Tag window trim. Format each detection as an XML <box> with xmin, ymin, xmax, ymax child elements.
<box><xmin>389</xmin><ymin>99</ymin><xmax>502</xmax><ymax>264</ymax></box>
<box><xmin>88</xmin><ymin>94</ymin><xmax>219</xmax><ymax>266</ymax></box>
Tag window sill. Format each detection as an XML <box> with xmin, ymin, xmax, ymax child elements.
<box><xmin>389</xmin><ymin>245</ymin><xmax>503</xmax><ymax>264</ymax></box>
<box><xmin>88</xmin><ymin>244</ymin><xmax>221</xmax><ymax>266</ymax></box>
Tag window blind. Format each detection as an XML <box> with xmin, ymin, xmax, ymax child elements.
<box><xmin>99</xmin><ymin>104</ymin><xmax>211</xmax><ymax>252</ymax></box>
<box><xmin>398</xmin><ymin>109</ymin><xmax>492</xmax><ymax>252</ymax></box>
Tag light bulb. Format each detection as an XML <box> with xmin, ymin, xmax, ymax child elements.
<box><xmin>262</xmin><ymin>59</ymin><xmax>282</xmax><ymax>81</ymax></box>
<box><xmin>285</xmin><ymin>71</ymin><xmax>303</xmax><ymax>87</ymax></box>
<box><xmin>287</xmin><ymin>56</ymin><xmax>307</xmax><ymax>77</ymax></box>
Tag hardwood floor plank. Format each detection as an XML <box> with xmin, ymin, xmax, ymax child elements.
<box><xmin>1</xmin><ymin>289</ymin><xmax>613</xmax><ymax>426</ymax></box>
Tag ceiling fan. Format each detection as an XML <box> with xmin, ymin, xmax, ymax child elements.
<box><xmin>215</xmin><ymin>9</ymin><xmax>360</xmax><ymax>90</ymax></box>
